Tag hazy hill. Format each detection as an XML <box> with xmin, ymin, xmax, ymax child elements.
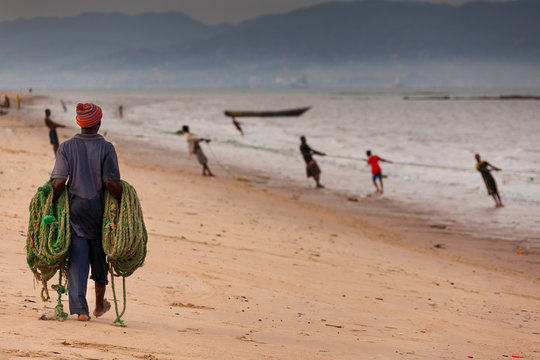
<box><xmin>0</xmin><ymin>0</ymin><xmax>539</xmax><ymax>87</ymax></box>
<box><xmin>0</xmin><ymin>12</ymin><xmax>222</xmax><ymax>69</ymax></box>
<box><xmin>200</xmin><ymin>0</ymin><xmax>539</xmax><ymax>63</ymax></box>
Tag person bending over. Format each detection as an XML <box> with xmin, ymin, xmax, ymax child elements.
<box><xmin>300</xmin><ymin>136</ymin><xmax>326</xmax><ymax>188</ymax></box>
<box><xmin>182</xmin><ymin>125</ymin><xmax>214</xmax><ymax>177</ymax></box>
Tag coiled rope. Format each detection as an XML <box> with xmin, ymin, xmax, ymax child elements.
<box><xmin>102</xmin><ymin>180</ymin><xmax>147</xmax><ymax>326</ymax></box>
<box><xmin>26</xmin><ymin>180</ymin><xmax>147</xmax><ymax>325</ymax></box>
<box><xmin>26</xmin><ymin>181</ymin><xmax>70</xmax><ymax>320</ymax></box>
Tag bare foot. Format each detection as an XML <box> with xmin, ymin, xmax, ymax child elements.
<box><xmin>77</xmin><ymin>314</ymin><xmax>90</xmax><ymax>321</ymax></box>
<box><xmin>93</xmin><ymin>299</ymin><xmax>111</xmax><ymax>318</ymax></box>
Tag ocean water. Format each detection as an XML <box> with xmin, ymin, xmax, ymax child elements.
<box><xmin>25</xmin><ymin>88</ymin><xmax>540</xmax><ymax>245</ymax></box>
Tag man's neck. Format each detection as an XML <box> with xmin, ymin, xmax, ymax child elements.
<box><xmin>81</xmin><ymin>130</ymin><xmax>99</xmax><ymax>135</ymax></box>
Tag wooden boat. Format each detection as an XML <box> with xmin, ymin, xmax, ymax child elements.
<box><xmin>224</xmin><ymin>106</ymin><xmax>311</xmax><ymax>118</ymax></box>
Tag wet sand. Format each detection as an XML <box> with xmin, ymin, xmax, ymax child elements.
<box><xmin>0</xmin><ymin>96</ymin><xmax>538</xmax><ymax>359</ymax></box>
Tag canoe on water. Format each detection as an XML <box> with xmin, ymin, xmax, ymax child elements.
<box><xmin>224</xmin><ymin>106</ymin><xmax>311</xmax><ymax>118</ymax></box>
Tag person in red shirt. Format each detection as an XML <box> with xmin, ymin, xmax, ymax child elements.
<box><xmin>366</xmin><ymin>150</ymin><xmax>392</xmax><ymax>194</ymax></box>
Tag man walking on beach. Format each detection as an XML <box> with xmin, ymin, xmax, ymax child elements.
<box><xmin>475</xmin><ymin>153</ymin><xmax>503</xmax><ymax>207</ymax></box>
<box><xmin>182</xmin><ymin>125</ymin><xmax>214</xmax><ymax>177</ymax></box>
<box><xmin>300</xmin><ymin>136</ymin><xmax>326</xmax><ymax>188</ymax></box>
<box><xmin>44</xmin><ymin>108</ymin><xmax>66</xmax><ymax>156</ymax></box>
<box><xmin>51</xmin><ymin>103</ymin><xmax>122</xmax><ymax>321</ymax></box>
<box><xmin>366</xmin><ymin>150</ymin><xmax>391</xmax><ymax>194</ymax></box>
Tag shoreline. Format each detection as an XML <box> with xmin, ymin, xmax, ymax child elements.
<box><xmin>11</xmin><ymin>93</ymin><xmax>540</xmax><ymax>273</ymax></box>
<box><xmin>117</xmin><ymin>134</ymin><xmax>540</xmax><ymax>276</ymax></box>
<box><xmin>19</xmin><ymin>88</ymin><xmax>540</xmax><ymax>247</ymax></box>
<box><xmin>1</xmin><ymin>94</ymin><xmax>538</xmax><ymax>359</ymax></box>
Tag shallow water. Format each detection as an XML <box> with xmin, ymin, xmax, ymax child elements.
<box><xmin>25</xmin><ymin>88</ymin><xmax>540</xmax><ymax>245</ymax></box>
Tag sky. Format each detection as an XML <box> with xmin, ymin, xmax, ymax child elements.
<box><xmin>0</xmin><ymin>0</ymin><xmax>512</xmax><ymax>24</ymax></box>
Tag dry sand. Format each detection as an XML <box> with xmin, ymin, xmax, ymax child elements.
<box><xmin>0</xmin><ymin>95</ymin><xmax>538</xmax><ymax>359</ymax></box>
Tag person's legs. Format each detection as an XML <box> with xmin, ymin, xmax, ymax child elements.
<box><xmin>88</xmin><ymin>239</ymin><xmax>111</xmax><ymax>317</ymax></box>
<box><xmin>93</xmin><ymin>283</ymin><xmax>110</xmax><ymax>317</ymax></box>
<box><xmin>50</xmin><ymin>130</ymin><xmax>59</xmax><ymax>156</ymax></box>
<box><xmin>314</xmin><ymin>174</ymin><xmax>324</xmax><ymax>188</ymax></box>
<box><xmin>378</xmin><ymin>176</ymin><xmax>384</xmax><ymax>194</ymax></box>
<box><xmin>493</xmin><ymin>193</ymin><xmax>503</xmax><ymax>207</ymax></box>
<box><xmin>68</xmin><ymin>235</ymin><xmax>91</xmax><ymax>319</ymax></box>
<box><xmin>307</xmin><ymin>161</ymin><xmax>322</xmax><ymax>188</ymax></box>
<box><xmin>372</xmin><ymin>173</ymin><xmax>381</xmax><ymax>193</ymax></box>
<box><xmin>204</xmin><ymin>164</ymin><xmax>214</xmax><ymax>177</ymax></box>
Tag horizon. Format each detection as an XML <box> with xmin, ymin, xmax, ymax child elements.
<box><xmin>0</xmin><ymin>0</ymin><xmax>515</xmax><ymax>25</ymax></box>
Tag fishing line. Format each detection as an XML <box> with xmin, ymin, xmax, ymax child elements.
<box><xmin>156</xmin><ymin>131</ymin><xmax>540</xmax><ymax>180</ymax></box>
<box><xmin>206</xmin><ymin>142</ymin><xmax>236</xmax><ymax>178</ymax></box>
<box><xmin>212</xmin><ymin>139</ymin><xmax>539</xmax><ymax>178</ymax></box>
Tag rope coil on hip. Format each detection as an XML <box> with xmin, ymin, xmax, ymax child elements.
<box><xmin>26</xmin><ymin>181</ymin><xmax>70</xmax><ymax>320</ymax></box>
<box><xmin>27</xmin><ymin>180</ymin><xmax>147</xmax><ymax>325</ymax></box>
<box><xmin>102</xmin><ymin>180</ymin><xmax>148</xmax><ymax>325</ymax></box>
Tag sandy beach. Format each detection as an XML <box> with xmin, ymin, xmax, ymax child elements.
<box><xmin>0</xmin><ymin>93</ymin><xmax>538</xmax><ymax>359</ymax></box>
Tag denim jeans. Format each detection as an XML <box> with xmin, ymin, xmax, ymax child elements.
<box><xmin>67</xmin><ymin>234</ymin><xmax>108</xmax><ymax>316</ymax></box>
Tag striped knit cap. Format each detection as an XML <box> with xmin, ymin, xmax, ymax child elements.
<box><xmin>76</xmin><ymin>103</ymin><xmax>102</xmax><ymax>128</ymax></box>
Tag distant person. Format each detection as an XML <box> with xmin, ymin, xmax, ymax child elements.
<box><xmin>366</xmin><ymin>150</ymin><xmax>392</xmax><ymax>194</ymax></box>
<box><xmin>44</xmin><ymin>108</ymin><xmax>66</xmax><ymax>156</ymax></box>
<box><xmin>475</xmin><ymin>153</ymin><xmax>503</xmax><ymax>207</ymax></box>
<box><xmin>232</xmin><ymin>116</ymin><xmax>244</xmax><ymax>136</ymax></box>
<box><xmin>16</xmin><ymin>95</ymin><xmax>20</xmax><ymax>109</ymax></box>
<box><xmin>118</xmin><ymin>105</ymin><xmax>123</xmax><ymax>118</ymax></box>
<box><xmin>1</xmin><ymin>95</ymin><xmax>10</xmax><ymax>108</ymax></box>
<box><xmin>29</xmin><ymin>88</ymin><xmax>32</xmax><ymax>93</ymax></box>
<box><xmin>300</xmin><ymin>136</ymin><xmax>326</xmax><ymax>188</ymax></box>
<box><xmin>61</xmin><ymin>99</ymin><xmax>67</xmax><ymax>112</ymax></box>
<box><xmin>182</xmin><ymin>125</ymin><xmax>214</xmax><ymax>177</ymax></box>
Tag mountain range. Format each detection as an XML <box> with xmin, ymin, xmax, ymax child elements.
<box><xmin>1</xmin><ymin>0</ymin><xmax>539</xmax><ymax>88</ymax></box>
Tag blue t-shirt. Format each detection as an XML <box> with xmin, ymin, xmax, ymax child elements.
<box><xmin>51</xmin><ymin>134</ymin><xmax>120</xmax><ymax>239</ymax></box>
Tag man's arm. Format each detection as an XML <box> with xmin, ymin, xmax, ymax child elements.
<box><xmin>486</xmin><ymin>162</ymin><xmax>501</xmax><ymax>171</ymax></box>
<box><xmin>307</xmin><ymin>144</ymin><xmax>325</xmax><ymax>156</ymax></box>
<box><xmin>186</xmin><ymin>133</ymin><xmax>202</xmax><ymax>142</ymax></box>
<box><xmin>53</xmin><ymin>120</ymin><xmax>66</xmax><ymax>128</ymax></box>
<box><xmin>45</xmin><ymin>119</ymin><xmax>66</xmax><ymax>129</ymax></box>
<box><xmin>105</xmin><ymin>180</ymin><xmax>122</xmax><ymax>201</ymax></box>
<box><xmin>52</xmin><ymin>178</ymin><xmax>67</xmax><ymax>201</ymax></box>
